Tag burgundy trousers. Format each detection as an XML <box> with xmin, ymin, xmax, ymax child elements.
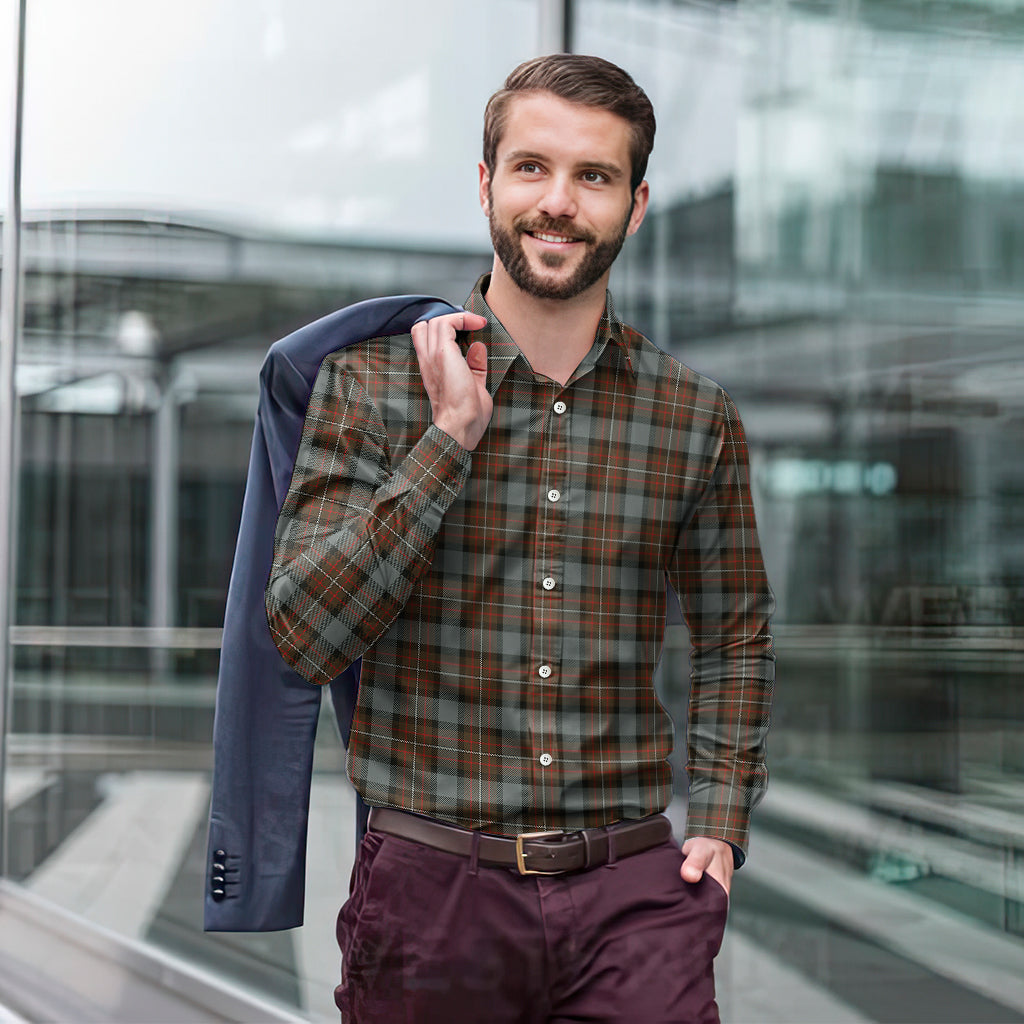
<box><xmin>335</xmin><ymin>823</ymin><xmax>728</xmax><ymax>1024</ymax></box>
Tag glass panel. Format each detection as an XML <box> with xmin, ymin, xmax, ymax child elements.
<box><xmin>0</xmin><ymin>1</ymin><xmax>12</xmax><ymax>216</ymax></box>
<box><xmin>12</xmin><ymin>1</ymin><xmax>538</xmax><ymax>1019</ymax></box>
<box><xmin>0</xmin><ymin>0</ymin><xmax>19</xmax><ymax>894</ymax></box>
<box><xmin>575</xmin><ymin>1</ymin><xmax>1024</xmax><ymax>1020</ymax></box>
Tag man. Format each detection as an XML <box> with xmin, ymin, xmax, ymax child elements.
<box><xmin>266</xmin><ymin>54</ymin><xmax>774</xmax><ymax>1023</ymax></box>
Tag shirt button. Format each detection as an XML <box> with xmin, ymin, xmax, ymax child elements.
<box><xmin>538</xmin><ymin>664</ymin><xmax>552</xmax><ymax>679</ymax></box>
<box><xmin>539</xmin><ymin>753</ymin><xmax>553</xmax><ymax>767</ymax></box>
<box><xmin>553</xmin><ymin>400</ymin><xmax>567</xmax><ymax>415</ymax></box>
<box><xmin>542</xmin><ymin>577</ymin><xmax>556</xmax><ymax>591</ymax></box>
<box><xmin>547</xmin><ymin>488</ymin><xmax>561</xmax><ymax>503</ymax></box>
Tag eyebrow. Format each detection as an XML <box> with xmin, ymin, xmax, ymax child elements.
<box><xmin>503</xmin><ymin>150</ymin><xmax>626</xmax><ymax>181</ymax></box>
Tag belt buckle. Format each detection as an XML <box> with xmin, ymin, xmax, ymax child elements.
<box><xmin>515</xmin><ymin>830</ymin><xmax>566</xmax><ymax>875</ymax></box>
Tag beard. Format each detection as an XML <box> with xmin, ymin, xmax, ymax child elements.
<box><xmin>488</xmin><ymin>189</ymin><xmax>631</xmax><ymax>301</ymax></box>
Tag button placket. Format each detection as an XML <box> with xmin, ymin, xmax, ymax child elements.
<box><xmin>532</xmin><ymin>384</ymin><xmax>569</xmax><ymax>791</ymax></box>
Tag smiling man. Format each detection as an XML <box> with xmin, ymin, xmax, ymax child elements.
<box><xmin>266</xmin><ymin>54</ymin><xmax>775</xmax><ymax>1024</ymax></box>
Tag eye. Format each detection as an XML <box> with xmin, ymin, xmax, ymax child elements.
<box><xmin>517</xmin><ymin>162</ymin><xmax>542</xmax><ymax>175</ymax></box>
<box><xmin>582</xmin><ymin>170</ymin><xmax>608</xmax><ymax>184</ymax></box>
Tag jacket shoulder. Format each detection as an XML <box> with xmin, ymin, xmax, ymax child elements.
<box><xmin>269</xmin><ymin>295</ymin><xmax>459</xmax><ymax>362</ymax></box>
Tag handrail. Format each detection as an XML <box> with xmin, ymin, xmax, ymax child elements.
<box><xmin>9</xmin><ymin>625</ymin><xmax>224</xmax><ymax>649</ymax></box>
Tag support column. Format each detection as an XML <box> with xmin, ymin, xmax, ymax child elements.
<box><xmin>149</xmin><ymin>366</ymin><xmax>179</xmax><ymax>673</ymax></box>
<box><xmin>537</xmin><ymin>0</ymin><xmax>571</xmax><ymax>53</ymax></box>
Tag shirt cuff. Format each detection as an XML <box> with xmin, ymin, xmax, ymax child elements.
<box><xmin>684</xmin><ymin>775</ymin><xmax>760</xmax><ymax>867</ymax></box>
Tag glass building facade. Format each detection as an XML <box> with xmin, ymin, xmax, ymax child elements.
<box><xmin>1</xmin><ymin>1</ymin><xmax>1023</xmax><ymax>1020</ymax></box>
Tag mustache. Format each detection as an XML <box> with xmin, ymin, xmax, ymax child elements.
<box><xmin>513</xmin><ymin>216</ymin><xmax>595</xmax><ymax>245</ymax></box>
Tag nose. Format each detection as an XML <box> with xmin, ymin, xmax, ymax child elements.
<box><xmin>536</xmin><ymin>174</ymin><xmax>577</xmax><ymax>220</ymax></box>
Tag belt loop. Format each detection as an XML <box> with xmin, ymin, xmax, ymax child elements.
<box><xmin>581</xmin><ymin>829</ymin><xmax>593</xmax><ymax>869</ymax></box>
<box><xmin>606</xmin><ymin>826</ymin><xmax>618</xmax><ymax>869</ymax></box>
<box><xmin>469</xmin><ymin>830</ymin><xmax>480</xmax><ymax>877</ymax></box>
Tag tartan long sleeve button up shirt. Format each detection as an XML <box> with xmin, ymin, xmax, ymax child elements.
<box><xmin>266</xmin><ymin>275</ymin><xmax>775</xmax><ymax>856</ymax></box>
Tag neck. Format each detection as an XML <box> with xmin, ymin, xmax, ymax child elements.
<box><xmin>484</xmin><ymin>259</ymin><xmax>608</xmax><ymax>386</ymax></box>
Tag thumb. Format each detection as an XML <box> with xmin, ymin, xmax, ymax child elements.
<box><xmin>680</xmin><ymin>843</ymin><xmax>710</xmax><ymax>883</ymax></box>
<box><xmin>680</xmin><ymin>857</ymin><xmax>706</xmax><ymax>883</ymax></box>
<box><xmin>466</xmin><ymin>341</ymin><xmax>488</xmax><ymax>376</ymax></box>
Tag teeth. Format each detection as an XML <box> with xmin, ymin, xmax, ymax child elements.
<box><xmin>533</xmin><ymin>232</ymin><xmax>575</xmax><ymax>244</ymax></box>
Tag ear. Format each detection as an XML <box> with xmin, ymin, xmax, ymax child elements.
<box><xmin>478</xmin><ymin>161</ymin><xmax>492</xmax><ymax>216</ymax></box>
<box><xmin>625</xmin><ymin>180</ymin><xmax>650</xmax><ymax>237</ymax></box>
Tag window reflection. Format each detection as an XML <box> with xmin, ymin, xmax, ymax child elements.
<box><xmin>8</xmin><ymin>2</ymin><xmax>533</xmax><ymax>1018</ymax></box>
<box><xmin>580</xmin><ymin>0</ymin><xmax>1024</xmax><ymax>1020</ymax></box>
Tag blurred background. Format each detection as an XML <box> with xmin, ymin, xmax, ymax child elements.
<box><xmin>1</xmin><ymin>0</ymin><xmax>1023</xmax><ymax>1021</ymax></box>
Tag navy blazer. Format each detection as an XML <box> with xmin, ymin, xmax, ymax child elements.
<box><xmin>204</xmin><ymin>295</ymin><xmax>459</xmax><ymax>932</ymax></box>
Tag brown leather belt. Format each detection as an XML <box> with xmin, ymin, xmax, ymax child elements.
<box><xmin>368</xmin><ymin>807</ymin><xmax>672</xmax><ymax>875</ymax></box>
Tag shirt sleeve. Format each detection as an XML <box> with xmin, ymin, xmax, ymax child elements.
<box><xmin>667</xmin><ymin>386</ymin><xmax>775</xmax><ymax>863</ymax></box>
<box><xmin>265</xmin><ymin>352</ymin><xmax>471</xmax><ymax>685</ymax></box>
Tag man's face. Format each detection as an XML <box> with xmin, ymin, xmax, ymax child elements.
<box><xmin>480</xmin><ymin>92</ymin><xmax>649</xmax><ymax>302</ymax></box>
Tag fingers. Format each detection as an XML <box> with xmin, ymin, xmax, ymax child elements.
<box><xmin>460</xmin><ymin>311</ymin><xmax>488</xmax><ymax>331</ymax></box>
<box><xmin>412</xmin><ymin>310</ymin><xmax>487</xmax><ymax>340</ymax></box>
<box><xmin>411</xmin><ymin>311</ymin><xmax>487</xmax><ymax>366</ymax></box>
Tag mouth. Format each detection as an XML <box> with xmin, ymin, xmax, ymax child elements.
<box><xmin>523</xmin><ymin>228</ymin><xmax>590</xmax><ymax>253</ymax></box>
<box><xmin>528</xmin><ymin>230</ymin><xmax>580</xmax><ymax>244</ymax></box>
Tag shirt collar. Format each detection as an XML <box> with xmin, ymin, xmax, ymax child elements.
<box><xmin>461</xmin><ymin>274</ymin><xmax>637</xmax><ymax>395</ymax></box>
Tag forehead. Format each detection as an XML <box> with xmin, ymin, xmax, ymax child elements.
<box><xmin>497</xmin><ymin>91</ymin><xmax>632</xmax><ymax>169</ymax></box>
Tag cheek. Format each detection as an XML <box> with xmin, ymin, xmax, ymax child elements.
<box><xmin>492</xmin><ymin>180</ymin><xmax>544</xmax><ymax>212</ymax></box>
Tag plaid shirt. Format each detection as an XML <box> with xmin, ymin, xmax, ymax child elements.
<box><xmin>267</xmin><ymin>275</ymin><xmax>774</xmax><ymax>856</ymax></box>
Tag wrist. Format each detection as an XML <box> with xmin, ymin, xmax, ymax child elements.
<box><xmin>433</xmin><ymin>416</ymin><xmax>476</xmax><ymax>452</ymax></box>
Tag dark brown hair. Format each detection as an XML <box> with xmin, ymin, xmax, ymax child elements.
<box><xmin>483</xmin><ymin>54</ymin><xmax>656</xmax><ymax>194</ymax></box>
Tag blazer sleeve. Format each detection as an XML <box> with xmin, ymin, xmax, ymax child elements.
<box><xmin>204</xmin><ymin>296</ymin><xmax>459</xmax><ymax>932</ymax></box>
